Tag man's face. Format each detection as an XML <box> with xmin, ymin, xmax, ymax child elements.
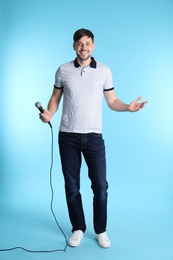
<box><xmin>73</xmin><ymin>36</ymin><xmax>95</xmax><ymax>62</ymax></box>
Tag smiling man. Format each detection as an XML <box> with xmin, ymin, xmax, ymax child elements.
<box><xmin>40</xmin><ymin>28</ymin><xmax>147</xmax><ymax>248</ymax></box>
<box><xmin>73</xmin><ymin>32</ymin><xmax>95</xmax><ymax>64</ymax></box>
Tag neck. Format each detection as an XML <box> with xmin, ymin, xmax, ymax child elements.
<box><xmin>77</xmin><ymin>56</ymin><xmax>92</xmax><ymax>67</ymax></box>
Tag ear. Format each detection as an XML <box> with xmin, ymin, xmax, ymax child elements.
<box><xmin>93</xmin><ymin>43</ymin><xmax>95</xmax><ymax>50</ymax></box>
<box><xmin>73</xmin><ymin>43</ymin><xmax>75</xmax><ymax>50</ymax></box>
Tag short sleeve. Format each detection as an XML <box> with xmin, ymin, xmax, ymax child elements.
<box><xmin>103</xmin><ymin>66</ymin><xmax>114</xmax><ymax>91</ymax></box>
<box><xmin>54</xmin><ymin>67</ymin><xmax>64</xmax><ymax>89</ymax></box>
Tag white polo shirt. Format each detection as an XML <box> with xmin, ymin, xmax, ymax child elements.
<box><xmin>54</xmin><ymin>57</ymin><xmax>114</xmax><ymax>133</ymax></box>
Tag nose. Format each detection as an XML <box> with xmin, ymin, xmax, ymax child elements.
<box><xmin>81</xmin><ymin>43</ymin><xmax>85</xmax><ymax>50</ymax></box>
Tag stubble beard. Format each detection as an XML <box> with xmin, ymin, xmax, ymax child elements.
<box><xmin>77</xmin><ymin>53</ymin><xmax>91</xmax><ymax>62</ymax></box>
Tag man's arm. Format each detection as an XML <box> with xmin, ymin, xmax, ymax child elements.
<box><xmin>40</xmin><ymin>88</ymin><xmax>63</xmax><ymax>123</ymax></box>
<box><xmin>104</xmin><ymin>89</ymin><xmax>147</xmax><ymax>112</ymax></box>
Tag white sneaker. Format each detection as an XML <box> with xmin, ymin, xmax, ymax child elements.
<box><xmin>96</xmin><ymin>232</ymin><xmax>111</xmax><ymax>248</ymax></box>
<box><xmin>68</xmin><ymin>230</ymin><xmax>84</xmax><ymax>247</ymax></box>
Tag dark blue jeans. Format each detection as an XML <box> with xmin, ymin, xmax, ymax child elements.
<box><xmin>58</xmin><ymin>131</ymin><xmax>108</xmax><ymax>234</ymax></box>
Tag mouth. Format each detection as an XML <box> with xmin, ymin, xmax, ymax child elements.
<box><xmin>77</xmin><ymin>51</ymin><xmax>91</xmax><ymax>61</ymax></box>
<box><xmin>80</xmin><ymin>51</ymin><xmax>88</xmax><ymax>55</ymax></box>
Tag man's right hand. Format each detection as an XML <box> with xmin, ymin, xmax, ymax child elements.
<box><xmin>39</xmin><ymin>109</ymin><xmax>52</xmax><ymax>123</ymax></box>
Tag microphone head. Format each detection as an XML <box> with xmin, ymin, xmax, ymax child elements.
<box><xmin>35</xmin><ymin>101</ymin><xmax>52</xmax><ymax>128</ymax></box>
<box><xmin>35</xmin><ymin>101</ymin><xmax>42</xmax><ymax>109</ymax></box>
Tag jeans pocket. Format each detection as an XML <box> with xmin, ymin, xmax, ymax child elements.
<box><xmin>92</xmin><ymin>132</ymin><xmax>102</xmax><ymax>138</ymax></box>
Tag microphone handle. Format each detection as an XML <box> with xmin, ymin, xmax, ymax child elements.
<box><xmin>38</xmin><ymin>106</ymin><xmax>44</xmax><ymax>113</ymax></box>
<box><xmin>39</xmin><ymin>107</ymin><xmax>52</xmax><ymax>128</ymax></box>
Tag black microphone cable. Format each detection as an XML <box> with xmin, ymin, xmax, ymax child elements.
<box><xmin>0</xmin><ymin>119</ymin><xmax>68</xmax><ymax>254</ymax></box>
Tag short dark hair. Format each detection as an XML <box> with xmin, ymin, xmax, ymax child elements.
<box><xmin>73</xmin><ymin>28</ymin><xmax>94</xmax><ymax>43</ymax></box>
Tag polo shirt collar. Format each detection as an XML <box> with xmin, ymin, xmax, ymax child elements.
<box><xmin>74</xmin><ymin>57</ymin><xmax>96</xmax><ymax>68</ymax></box>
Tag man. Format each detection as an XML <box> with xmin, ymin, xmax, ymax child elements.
<box><xmin>40</xmin><ymin>28</ymin><xmax>147</xmax><ymax>248</ymax></box>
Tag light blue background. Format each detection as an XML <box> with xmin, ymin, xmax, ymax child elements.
<box><xmin>0</xmin><ymin>0</ymin><xmax>173</xmax><ymax>259</ymax></box>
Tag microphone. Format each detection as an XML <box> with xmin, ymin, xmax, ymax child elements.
<box><xmin>35</xmin><ymin>101</ymin><xmax>52</xmax><ymax>128</ymax></box>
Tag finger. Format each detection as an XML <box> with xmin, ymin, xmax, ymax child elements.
<box><xmin>141</xmin><ymin>101</ymin><xmax>148</xmax><ymax>107</ymax></box>
<box><xmin>139</xmin><ymin>101</ymin><xmax>147</xmax><ymax>109</ymax></box>
<box><xmin>136</xmin><ymin>96</ymin><xmax>142</xmax><ymax>102</ymax></box>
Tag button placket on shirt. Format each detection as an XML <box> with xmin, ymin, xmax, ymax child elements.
<box><xmin>81</xmin><ymin>67</ymin><xmax>87</xmax><ymax>77</ymax></box>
